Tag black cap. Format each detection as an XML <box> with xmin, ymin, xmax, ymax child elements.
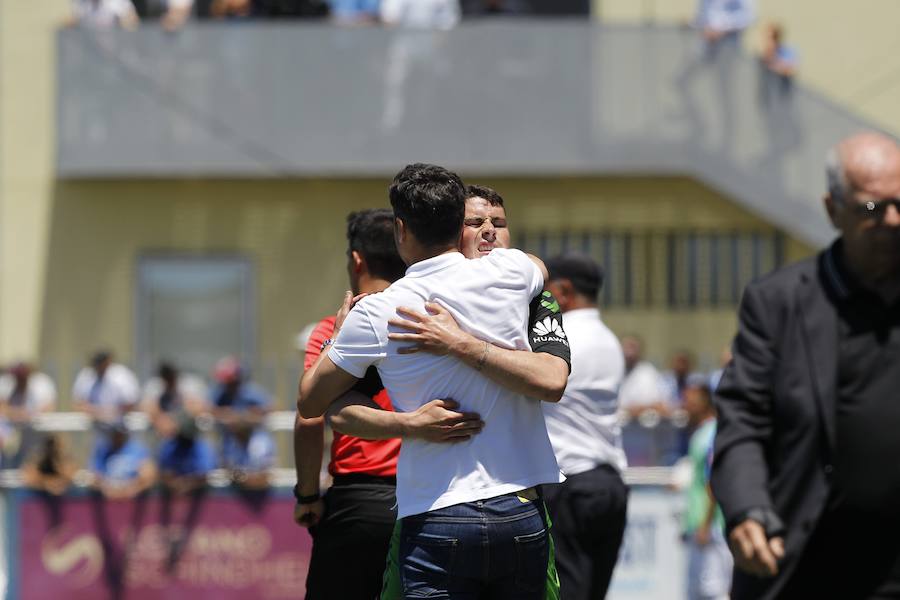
<box><xmin>90</xmin><ymin>350</ymin><xmax>113</xmax><ymax>368</ymax></box>
<box><xmin>545</xmin><ymin>253</ymin><xmax>604</xmax><ymax>299</ymax></box>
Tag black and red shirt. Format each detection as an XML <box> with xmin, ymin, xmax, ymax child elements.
<box><xmin>305</xmin><ymin>316</ymin><xmax>399</xmax><ymax>477</ymax></box>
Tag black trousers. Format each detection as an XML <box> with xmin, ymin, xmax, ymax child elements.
<box><xmin>305</xmin><ymin>475</ymin><xmax>397</xmax><ymax>600</ymax></box>
<box><xmin>779</xmin><ymin>510</ymin><xmax>900</xmax><ymax>599</ymax></box>
<box><xmin>542</xmin><ymin>465</ymin><xmax>629</xmax><ymax>600</ymax></box>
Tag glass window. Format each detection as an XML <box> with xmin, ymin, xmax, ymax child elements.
<box><xmin>519</xmin><ymin>229</ymin><xmax>785</xmax><ymax>309</ymax></box>
<box><xmin>136</xmin><ymin>255</ymin><xmax>254</xmax><ymax>380</ymax></box>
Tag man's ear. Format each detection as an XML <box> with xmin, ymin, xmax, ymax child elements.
<box><xmin>394</xmin><ymin>218</ymin><xmax>407</xmax><ymax>245</ymax></box>
<box><xmin>350</xmin><ymin>250</ymin><xmax>365</xmax><ymax>274</ymax></box>
<box><xmin>556</xmin><ymin>279</ymin><xmax>576</xmax><ymax>306</ymax></box>
<box><xmin>824</xmin><ymin>194</ymin><xmax>841</xmax><ymax>229</ymax></box>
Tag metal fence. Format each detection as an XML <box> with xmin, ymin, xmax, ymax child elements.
<box><xmin>0</xmin><ymin>411</ymin><xmax>683</xmax><ymax>482</ymax></box>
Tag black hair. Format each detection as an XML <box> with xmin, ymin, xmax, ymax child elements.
<box><xmin>388</xmin><ymin>163</ymin><xmax>466</xmax><ymax>248</ymax></box>
<box><xmin>346</xmin><ymin>209</ymin><xmax>407</xmax><ymax>283</ymax></box>
<box><xmin>465</xmin><ymin>184</ymin><xmax>504</xmax><ymax>208</ymax></box>
<box><xmin>686</xmin><ymin>377</ymin><xmax>713</xmax><ymax>405</ymax></box>
<box><xmin>158</xmin><ymin>361</ymin><xmax>178</xmax><ymax>381</ymax></box>
<box><xmin>545</xmin><ymin>253</ymin><xmax>604</xmax><ymax>300</ymax></box>
<box><xmin>90</xmin><ymin>350</ymin><xmax>113</xmax><ymax>367</ymax></box>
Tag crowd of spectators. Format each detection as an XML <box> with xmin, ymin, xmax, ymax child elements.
<box><xmin>66</xmin><ymin>0</ymin><xmax>584</xmax><ymax>30</ymax></box>
<box><xmin>0</xmin><ymin>350</ymin><xmax>275</xmax><ymax>501</ymax></box>
<box><xmin>0</xmin><ymin>333</ymin><xmax>730</xmax><ymax>496</ymax></box>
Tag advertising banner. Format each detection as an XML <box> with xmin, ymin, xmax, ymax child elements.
<box><xmin>608</xmin><ymin>487</ymin><xmax>687</xmax><ymax>600</ymax></box>
<box><xmin>11</xmin><ymin>491</ymin><xmax>311</xmax><ymax>599</ymax></box>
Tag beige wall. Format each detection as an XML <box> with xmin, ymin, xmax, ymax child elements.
<box><xmin>41</xmin><ymin>177</ymin><xmax>812</xmax><ymax>404</ymax></box>
<box><xmin>0</xmin><ymin>0</ymin><xmax>69</xmax><ymax>363</ymax></box>
<box><xmin>596</xmin><ymin>0</ymin><xmax>900</xmax><ymax>136</ymax></box>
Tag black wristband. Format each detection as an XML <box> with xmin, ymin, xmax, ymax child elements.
<box><xmin>293</xmin><ymin>484</ymin><xmax>320</xmax><ymax>504</ymax></box>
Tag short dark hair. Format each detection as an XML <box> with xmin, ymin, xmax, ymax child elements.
<box><xmin>389</xmin><ymin>163</ymin><xmax>466</xmax><ymax>248</ymax></box>
<box><xmin>91</xmin><ymin>350</ymin><xmax>113</xmax><ymax>367</ymax></box>
<box><xmin>465</xmin><ymin>184</ymin><xmax>504</xmax><ymax>208</ymax></box>
<box><xmin>157</xmin><ymin>361</ymin><xmax>178</xmax><ymax>381</ymax></box>
<box><xmin>346</xmin><ymin>209</ymin><xmax>407</xmax><ymax>283</ymax></box>
<box><xmin>685</xmin><ymin>375</ymin><xmax>713</xmax><ymax>404</ymax></box>
<box><xmin>545</xmin><ymin>253</ymin><xmax>604</xmax><ymax>300</ymax></box>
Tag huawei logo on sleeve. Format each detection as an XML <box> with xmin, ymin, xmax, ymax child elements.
<box><xmin>532</xmin><ymin>317</ymin><xmax>568</xmax><ymax>346</ymax></box>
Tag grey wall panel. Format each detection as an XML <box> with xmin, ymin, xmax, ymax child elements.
<box><xmin>57</xmin><ymin>23</ymin><xmax>886</xmax><ymax>246</ymax></box>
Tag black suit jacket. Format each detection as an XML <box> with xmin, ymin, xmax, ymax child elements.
<box><xmin>711</xmin><ymin>248</ymin><xmax>841</xmax><ymax>600</ymax></box>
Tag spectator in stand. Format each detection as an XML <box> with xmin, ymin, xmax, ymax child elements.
<box><xmin>207</xmin><ymin>0</ymin><xmax>329</xmax><ymax>18</ymax></box>
<box><xmin>381</xmin><ymin>0</ymin><xmax>460</xmax><ymax>29</ymax></box>
<box><xmin>328</xmin><ymin>0</ymin><xmax>378</xmax><ymax>24</ymax></box>
<box><xmin>73</xmin><ymin>350</ymin><xmax>140</xmax><ymax>438</ymax></box>
<box><xmin>460</xmin><ymin>0</ymin><xmax>528</xmax><ymax>15</ymax></box>
<box><xmin>158</xmin><ymin>412</ymin><xmax>215</xmax><ymax>569</ymax></box>
<box><xmin>758</xmin><ymin>21</ymin><xmax>798</xmax><ymax>107</ymax></box>
<box><xmin>89</xmin><ymin>419</ymin><xmax>155</xmax><ymax>597</ymax></box>
<box><xmin>142</xmin><ymin>362</ymin><xmax>208</xmax><ymax>440</ymax></box>
<box><xmin>0</xmin><ymin>362</ymin><xmax>57</xmax><ymax>467</ymax></box>
<box><xmin>67</xmin><ymin>0</ymin><xmax>140</xmax><ymax>29</ymax></box>
<box><xmin>694</xmin><ymin>0</ymin><xmax>754</xmax><ymax>52</ymax></box>
<box><xmin>22</xmin><ymin>434</ymin><xmax>77</xmax><ymax>498</ymax></box>
<box><xmin>676</xmin><ymin>0</ymin><xmax>754</xmax><ymax>154</ymax></box>
<box><xmin>618</xmin><ymin>335</ymin><xmax>667</xmax><ymax>416</ymax></box>
<box><xmin>662</xmin><ymin>349</ymin><xmax>701</xmax><ymax>408</ymax></box>
<box><xmin>663</xmin><ymin>349</ymin><xmax>700</xmax><ymax>458</ymax></box>
<box><xmin>159</xmin><ymin>412</ymin><xmax>216</xmax><ymax>495</ymax></box>
<box><xmin>208</xmin><ymin>0</ymin><xmax>257</xmax><ymax>18</ymax></box>
<box><xmin>158</xmin><ymin>0</ymin><xmax>194</xmax><ymax>30</ymax></box>
<box><xmin>22</xmin><ymin>434</ymin><xmax>78</xmax><ymax>529</ymax></box>
<box><xmin>0</xmin><ymin>362</ymin><xmax>57</xmax><ymax>418</ymax></box>
<box><xmin>91</xmin><ymin>421</ymin><xmax>157</xmax><ymax>500</ymax></box>
<box><xmin>221</xmin><ymin>421</ymin><xmax>274</xmax><ymax>489</ymax></box>
<box><xmin>760</xmin><ymin>22</ymin><xmax>798</xmax><ymax>80</ymax></box>
<box><xmin>210</xmin><ymin>357</ymin><xmax>273</xmax><ymax>488</ymax></box>
<box><xmin>683</xmin><ymin>378</ymin><xmax>732</xmax><ymax>600</ymax></box>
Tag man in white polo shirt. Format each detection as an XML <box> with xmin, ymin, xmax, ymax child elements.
<box><xmin>542</xmin><ymin>254</ymin><xmax>629</xmax><ymax>600</ymax></box>
<box><xmin>299</xmin><ymin>164</ymin><xmax>567</xmax><ymax>599</ymax></box>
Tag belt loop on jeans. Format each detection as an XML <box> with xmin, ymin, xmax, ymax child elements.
<box><xmin>332</xmin><ymin>473</ymin><xmax>397</xmax><ymax>487</ymax></box>
<box><xmin>516</xmin><ymin>486</ymin><xmax>540</xmax><ymax>502</ymax></box>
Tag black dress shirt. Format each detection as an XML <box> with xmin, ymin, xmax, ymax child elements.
<box><xmin>823</xmin><ymin>246</ymin><xmax>900</xmax><ymax>517</ymax></box>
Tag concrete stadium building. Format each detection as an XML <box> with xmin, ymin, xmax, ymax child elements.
<box><xmin>2</xmin><ymin>1</ymin><xmax>898</xmax><ymax>409</ymax></box>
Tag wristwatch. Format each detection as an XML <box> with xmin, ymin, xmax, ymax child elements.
<box><xmin>293</xmin><ymin>484</ymin><xmax>321</xmax><ymax>505</ymax></box>
<box><xmin>730</xmin><ymin>507</ymin><xmax>786</xmax><ymax>538</ymax></box>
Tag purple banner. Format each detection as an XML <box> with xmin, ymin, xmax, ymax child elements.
<box><xmin>18</xmin><ymin>493</ymin><xmax>311</xmax><ymax>599</ymax></box>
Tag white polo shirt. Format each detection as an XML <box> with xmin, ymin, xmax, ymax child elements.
<box><xmin>329</xmin><ymin>248</ymin><xmax>563</xmax><ymax>518</ymax></box>
<box><xmin>542</xmin><ymin>308</ymin><xmax>627</xmax><ymax>475</ymax></box>
<box><xmin>72</xmin><ymin>363</ymin><xmax>140</xmax><ymax>423</ymax></box>
<box><xmin>0</xmin><ymin>372</ymin><xmax>57</xmax><ymax>416</ymax></box>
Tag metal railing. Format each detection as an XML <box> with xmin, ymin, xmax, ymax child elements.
<box><xmin>2</xmin><ymin>412</ymin><xmax>678</xmax><ymax>488</ymax></box>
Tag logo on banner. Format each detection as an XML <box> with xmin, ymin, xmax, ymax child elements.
<box><xmin>41</xmin><ymin>528</ymin><xmax>104</xmax><ymax>587</ymax></box>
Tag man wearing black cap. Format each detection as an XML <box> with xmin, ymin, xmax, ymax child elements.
<box><xmin>541</xmin><ymin>253</ymin><xmax>629</xmax><ymax>600</ymax></box>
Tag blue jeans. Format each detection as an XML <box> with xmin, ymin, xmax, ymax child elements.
<box><xmin>384</xmin><ymin>491</ymin><xmax>557</xmax><ymax>599</ymax></box>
